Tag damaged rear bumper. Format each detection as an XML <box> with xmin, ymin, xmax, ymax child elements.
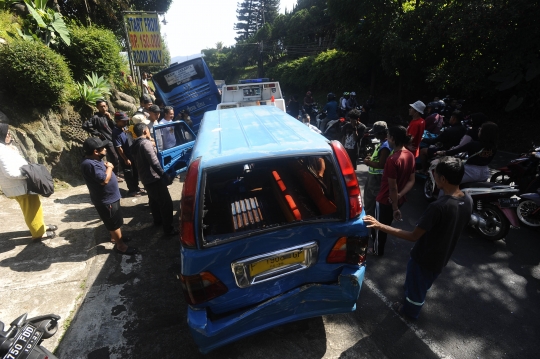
<box><xmin>187</xmin><ymin>265</ymin><xmax>365</xmax><ymax>353</ymax></box>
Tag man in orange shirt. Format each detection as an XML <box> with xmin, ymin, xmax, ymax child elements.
<box><xmin>406</xmin><ymin>100</ymin><xmax>426</xmax><ymax>157</ymax></box>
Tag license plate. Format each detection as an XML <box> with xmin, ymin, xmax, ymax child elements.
<box><xmin>3</xmin><ymin>323</ymin><xmax>43</xmax><ymax>359</ymax></box>
<box><xmin>499</xmin><ymin>198</ymin><xmax>519</xmax><ymax>208</ymax></box>
<box><xmin>249</xmin><ymin>250</ymin><xmax>305</xmax><ymax>277</ymax></box>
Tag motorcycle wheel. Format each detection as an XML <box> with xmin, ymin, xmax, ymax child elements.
<box><xmin>476</xmin><ymin>203</ymin><xmax>510</xmax><ymax>241</ymax></box>
<box><xmin>423</xmin><ymin>177</ymin><xmax>437</xmax><ymax>202</ymax></box>
<box><xmin>516</xmin><ymin>200</ymin><xmax>540</xmax><ymax>227</ymax></box>
<box><xmin>490</xmin><ymin>171</ymin><xmax>512</xmax><ymax>185</ymax></box>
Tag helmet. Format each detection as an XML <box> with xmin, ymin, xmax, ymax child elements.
<box><xmin>343</xmin><ymin>92</ymin><xmax>349</xmax><ymax>96</ymax></box>
<box><xmin>350</xmin><ymin>92</ymin><xmax>356</xmax><ymax>96</ymax></box>
<box><xmin>306</xmin><ymin>91</ymin><xmax>312</xmax><ymax>95</ymax></box>
<box><xmin>327</xmin><ymin>92</ymin><xmax>336</xmax><ymax>101</ymax></box>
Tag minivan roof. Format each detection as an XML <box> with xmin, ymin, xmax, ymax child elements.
<box><xmin>192</xmin><ymin>106</ymin><xmax>332</xmax><ymax>168</ymax></box>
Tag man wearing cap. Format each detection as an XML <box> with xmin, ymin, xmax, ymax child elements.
<box><xmin>131</xmin><ymin>123</ymin><xmax>178</xmax><ymax>237</ymax></box>
<box><xmin>82</xmin><ymin>99</ymin><xmax>121</xmax><ymax>180</ymax></box>
<box><xmin>112</xmin><ymin>111</ymin><xmax>145</xmax><ymax>197</ymax></box>
<box><xmin>136</xmin><ymin>94</ymin><xmax>153</xmax><ymax>118</ymax></box>
<box><xmin>406</xmin><ymin>100</ymin><xmax>426</xmax><ymax>157</ymax></box>
<box><xmin>363</xmin><ymin>121</ymin><xmax>391</xmax><ymax>253</ymax></box>
<box><xmin>80</xmin><ymin>137</ymin><xmax>137</xmax><ymax>255</ymax></box>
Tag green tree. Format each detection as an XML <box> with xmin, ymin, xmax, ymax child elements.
<box><xmin>235</xmin><ymin>0</ymin><xmax>279</xmax><ymax>41</ymax></box>
<box><xmin>56</xmin><ymin>0</ymin><xmax>172</xmax><ymax>36</ymax></box>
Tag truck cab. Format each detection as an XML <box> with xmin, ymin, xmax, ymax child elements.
<box><xmin>217</xmin><ymin>78</ymin><xmax>286</xmax><ymax>112</ymax></box>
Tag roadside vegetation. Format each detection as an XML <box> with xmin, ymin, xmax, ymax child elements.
<box><xmin>0</xmin><ymin>0</ymin><xmax>172</xmax><ymax>114</ymax></box>
<box><xmin>202</xmin><ymin>0</ymin><xmax>538</xmax><ymax>151</ymax></box>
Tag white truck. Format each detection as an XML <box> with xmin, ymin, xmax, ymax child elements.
<box><xmin>217</xmin><ymin>78</ymin><xmax>286</xmax><ymax>112</ymax></box>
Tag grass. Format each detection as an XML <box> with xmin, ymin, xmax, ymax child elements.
<box><xmin>53</xmin><ymin>279</ymin><xmax>87</xmax><ymax>354</ymax></box>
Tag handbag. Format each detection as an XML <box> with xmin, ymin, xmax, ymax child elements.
<box><xmin>20</xmin><ymin>163</ymin><xmax>55</xmax><ymax>197</ymax></box>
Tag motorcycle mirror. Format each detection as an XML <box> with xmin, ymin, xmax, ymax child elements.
<box><xmin>9</xmin><ymin>313</ymin><xmax>27</xmax><ymax>328</ymax></box>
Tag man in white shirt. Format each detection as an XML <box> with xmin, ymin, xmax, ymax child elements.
<box><xmin>159</xmin><ymin>106</ymin><xmax>176</xmax><ymax>150</ymax></box>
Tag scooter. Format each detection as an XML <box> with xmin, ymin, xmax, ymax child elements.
<box><xmin>0</xmin><ymin>313</ymin><xmax>60</xmax><ymax>359</ymax></box>
<box><xmin>516</xmin><ymin>189</ymin><xmax>540</xmax><ymax>227</ymax></box>
<box><xmin>490</xmin><ymin>143</ymin><xmax>540</xmax><ymax>192</ymax></box>
<box><xmin>423</xmin><ymin>159</ymin><xmax>520</xmax><ymax>241</ymax></box>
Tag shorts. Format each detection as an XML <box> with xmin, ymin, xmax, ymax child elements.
<box><xmin>95</xmin><ymin>200</ymin><xmax>123</xmax><ymax>231</ymax></box>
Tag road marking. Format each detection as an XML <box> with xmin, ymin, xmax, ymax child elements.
<box><xmin>363</xmin><ymin>278</ymin><xmax>456</xmax><ymax>359</ymax></box>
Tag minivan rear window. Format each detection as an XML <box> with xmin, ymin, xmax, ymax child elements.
<box><xmin>201</xmin><ymin>155</ymin><xmax>344</xmax><ymax>246</ymax></box>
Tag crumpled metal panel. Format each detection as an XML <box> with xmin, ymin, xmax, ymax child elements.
<box><xmin>188</xmin><ymin>265</ymin><xmax>365</xmax><ymax>354</ymax></box>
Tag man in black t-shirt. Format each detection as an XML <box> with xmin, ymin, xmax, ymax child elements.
<box><xmin>82</xmin><ymin>99</ymin><xmax>121</xmax><ymax>179</ymax></box>
<box><xmin>364</xmin><ymin>157</ymin><xmax>472</xmax><ymax>320</ymax></box>
<box><xmin>80</xmin><ymin>137</ymin><xmax>137</xmax><ymax>255</ymax></box>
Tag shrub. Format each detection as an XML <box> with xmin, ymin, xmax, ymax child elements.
<box><xmin>58</xmin><ymin>24</ymin><xmax>123</xmax><ymax>83</ymax></box>
<box><xmin>0</xmin><ymin>39</ymin><xmax>73</xmax><ymax>106</ymax></box>
<box><xmin>0</xmin><ymin>9</ymin><xmax>20</xmax><ymax>43</ymax></box>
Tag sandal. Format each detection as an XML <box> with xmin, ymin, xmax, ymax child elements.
<box><xmin>113</xmin><ymin>245</ymin><xmax>138</xmax><ymax>256</ymax></box>
<box><xmin>47</xmin><ymin>224</ymin><xmax>58</xmax><ymax>231</ymax></box>
<box><xmin>137</xmin><ymin>188</ymin><xmax>147</xmax><ymax>195</ymax></box>
<box><xmin>33</xmin><ymin>230</ymin><xmax>56</xmax><ymax>241</ymax></box>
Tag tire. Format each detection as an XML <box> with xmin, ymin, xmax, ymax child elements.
<box><xmin>423</xmin><ymin>176</ymin><xmax>437</xmax><ymax>202</ymax></box>
<box><xmin>490</xmin><ymin>171</ymin><xmax>512</xmax><ymax>185</ymax></box>
<box><xmin>476</xmin><ymin>203</ymin><xmax>510</xmax><ymax>241</ymax></box>
<box><xmin>516</xmin><ymin>200</ymin><xmax>540</xmax><ymax>227</ymax></box>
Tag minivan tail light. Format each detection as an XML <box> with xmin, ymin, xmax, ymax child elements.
<box><xmin>327</xmin><ymin>236</ymin><xmax>368</xmax><ymax>264</ymax></box>
<box><xmin>180</xmin><ymin>157</ymin><xmax>201</xmax><ymax>248</ymax></box>
<box><xmin>330</xmin><ymin>141</ymin><xmax>363</xmax><ymax>218</ymax></box>
<box><xmin>180</xmin><ymin>272</ymin><xmax>228</xmax><ymax>305</ymax></box>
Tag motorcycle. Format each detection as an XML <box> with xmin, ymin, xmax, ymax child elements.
<box><xmin>423</xmin><ymin>159</ymin><xmax>520</xmax><ymax>241</ymax></box>
<box><xmin>303</xmin><ymin>102</ymin><xmax>319</xmax><ymax>122</ymax></box>
<box><xmin>490</xmin><ymin>143</ymin><xmax>540</xmax><ymax>193</ymax></box>
<box><xmin>0</xmin><ymin>313</ymin><xmax>60</xmax><ymax>359</ymax></box>
<box><xmin>516</xmin><ymin>189</ymin><xmax>540</xmax><ymax>227</ymax></box>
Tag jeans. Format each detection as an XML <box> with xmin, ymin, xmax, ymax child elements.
<box><xmin>402</xmin><ymin>257</ymin><xmax>440</xmax><ymax>319</ymax></box>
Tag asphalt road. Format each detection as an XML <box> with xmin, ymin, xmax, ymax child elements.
<box><xmin>57</xmin><ymin>156</ymin><xmax>540</xmax><ymax>359</ymax></box>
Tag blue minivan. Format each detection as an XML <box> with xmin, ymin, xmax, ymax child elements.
<box><xmin>179</xmin><ymin>106</ymin><xmax>369</xmax><ymax>353</ymax></box>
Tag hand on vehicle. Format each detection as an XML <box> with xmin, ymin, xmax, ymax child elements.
<box><xmin>363</xmin><ymin>215</ymin><xmax>381</xmax><ymax>229</ymax></box>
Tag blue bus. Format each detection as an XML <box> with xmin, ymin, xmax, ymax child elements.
<box><xmin>151</xmin><ymin>57</ymin><xmax>220</xmax><ymax>131</ymax></box>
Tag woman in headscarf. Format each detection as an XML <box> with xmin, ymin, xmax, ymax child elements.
<box><xmin>0</xmin><ymin>123</ymin><xmax>56</xmax><ymax>240</ymax></box>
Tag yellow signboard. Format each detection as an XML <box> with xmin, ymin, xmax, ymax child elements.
<box><xmin>124</xmin><ymin>13</ymin><xmax>163</xmax><ymax>66</ymax></box>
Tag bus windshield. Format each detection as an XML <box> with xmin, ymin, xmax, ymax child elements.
<box><xmin>152</xmin><ymin>57</ymin><xmax>220</xmax><ymax>131</ymax></box>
